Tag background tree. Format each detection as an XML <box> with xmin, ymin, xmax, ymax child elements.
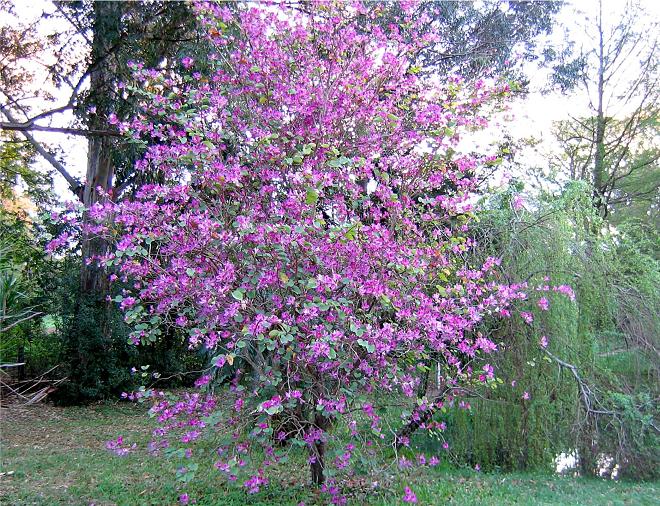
<box><xmin>434</xmin><ymin>1</ymin><xmax>659</xmax><ymax>476</ymax></box>
<box><xmin>0</xmin><ymin>133</ymin><xmax>59</xmax><ymax>375</ymax></box>
<box><xmin>550</xmin><ymin>0</ymin><xmax>659</xmax><ymax>220</ymax></box>
<box><xmin>0</xmin><ymin>0</ymin><xmax>204</xmax><ymax>402</ymax></box>
<box><xmin>444</xmin><ymin>181</ymin><xmax>659</xmax><ymax>479</ymax></box>
<box><xmin>385</xmin><ymin>0</ymin><xmax>562</xmax><ymax>83</ymax></box>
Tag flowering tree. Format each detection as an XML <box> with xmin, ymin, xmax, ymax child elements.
<box><xmin>74</xmin><ymin>0</ymin><xmax>565</xmax><ymax>498</ymax></box>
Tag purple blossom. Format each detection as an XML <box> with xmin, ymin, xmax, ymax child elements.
<box><xmin>403</xmin><ymin>487</ymin><xmax>418</xmax><ymax>503</ymax></box>
<box><xmin>512</xmin><ymin>195</ymin><xmax>525</xmax><ymax>211</ymax></box>
<box><xmin>520</xmin><ymin>312</ymin><xmax>534</xmax><ymax>324</ymax></box>
<box><xmin>119</xmin><ymin>297</ymin><xmax>136</xmax><ymax>310</ymax></box>
<box><xmin>105</xmin><ymin>435</ymin><xmax>136</xmax><ymax>456</ymax></box>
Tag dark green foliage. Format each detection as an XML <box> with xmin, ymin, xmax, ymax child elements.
<box><xmin>0</xmin><ymin>320</ymin><xmax>61</xmax><ymax>377</ymax></box>
<box><xmin>0</xmin><ymin>138</ymin><xmax>61</xmax><ymax>374</ymax></box>
<box><xmin>603</xmin><ymin>392</ymin><xmax>658</xmax><ymax>481</ymax></box>
<box><xmin>53</xmin><ymin>275</ymin><xmax>136</xmax><ymax>404</ymax></box>
<box><xmin>387</xmin><ymin>1</ymin><xmax>562</xmax><ymax>82</ymax></box>
<box><xmin>52</xmin><ymin>260</ymin><xmax>205</xmax><ymax>405</ymax></box>
<box><xmin>0</xmin><ymin>136</ymin><xmax>53</xmax><ymax>206</ymax></box>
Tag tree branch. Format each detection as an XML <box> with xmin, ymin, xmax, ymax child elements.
<box><xmin>0</xmin><ymin>108</ymin><xmax>82</xmax><ymax>193</ymax></box>
<box><xmin>0</xmin><ymin>121</ymin><xmax>120</xmax><ymax>138</ymax></box>
<box><xmin>0</xmin><ymin>310</ymin><xmax>43</xmax><ymax>333</ymax></box>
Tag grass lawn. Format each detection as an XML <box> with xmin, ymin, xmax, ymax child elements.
<box><xmin>1</xmin><ymin>402</ymin><xmax>657</xmax><ymax>505</ymax></box>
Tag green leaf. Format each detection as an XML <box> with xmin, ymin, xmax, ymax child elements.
<box><xmin>265</xmin><ymin>405</ymin><xmax>282</xmax><ymax>415</ymax></box>
<box><xmin>305</xmin><ymin>188</ymin><xmax>319</xmax><ymax>205</ymax></box>
<box><xmin>231</xmin><ymin>289</ymin><xmax>245</xmax><ymax>301</ymax></box>
<box><xmin>326</xmin><ymin>156</ymin><xmax>351</xmax><ymax>168</ymax></box>
<box><xmin>357</xmin><ymin>339</ymin><xmax>374</xmax><ymax>352</ymax></box>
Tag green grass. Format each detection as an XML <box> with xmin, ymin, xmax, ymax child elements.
<box><xmin>1</xmin><ymin>402</ymin><xmax>657</xmax><ymax>505</ymax></box>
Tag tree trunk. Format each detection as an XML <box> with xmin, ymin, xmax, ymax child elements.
<box><xmin>592</xmin><ymin>0</ymin><xmax>607</xmax><ymax>217</ymax></box>
<box><xmin>310</xmin><ymin>440</ymin><xmax>325</xmax><ymax>486</ymax></box>
<box><xmin>79</xmin><ymin>1</ymin><xmax>122</xmax><ymax>297</ymax></box>
<box><xmin>80</xmin><ymin>136</ymin><xmax>113</xmax><ymax>296</ymax></box>
<box><xmin>395</xmin><ymin>385</ymin><xmax>449</xmax><ymax>448</ymax></box>
<box><xmin>67</xmin><ymin>2</ymin><xmax>122</xmax><ymax>394</ymax></box>
<box><xmin>309</xmin><ymin>413</ymin><xmax>330</xmax><ymax>486</ymax></box>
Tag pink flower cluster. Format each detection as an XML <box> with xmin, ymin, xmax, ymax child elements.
<box><xmin>105</xmin><ymin>435</ymin><xmax>136</xmax><ymax>457</ymax></box>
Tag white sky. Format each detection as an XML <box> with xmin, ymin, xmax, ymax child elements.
<box><xmin>3</xmin><ymin>0</ymin><xmax>658</xmax><ymax>202</ymax></box>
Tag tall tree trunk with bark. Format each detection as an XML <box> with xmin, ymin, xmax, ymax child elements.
<box><xmin>79</xmin><ymin>1</ymin><xmax>121</xmax><ymax>296</ymax></box>
<box><xmin>64</xmin><ymin>2</ymin><xmax>123</xmax><ymax>399</ymax></box>
<box><xmin>1</xmin><ymin>0</ymin><xmax>200</xmax><ymax>403</ymax></box>
<box><xmin>593</xmin><ymin>0</ymin><xmax>607</xmax><ymax>217</ymax></box>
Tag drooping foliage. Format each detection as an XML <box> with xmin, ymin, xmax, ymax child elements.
<box><xmin>51</xmin><ymin>3</ymin><xmax>579</xmax><ymax>497</ymax></box>
<box><xmin>445</xmin><ymin>181</ymin><xmax>659</xmax><ymax>480</ymax></box>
